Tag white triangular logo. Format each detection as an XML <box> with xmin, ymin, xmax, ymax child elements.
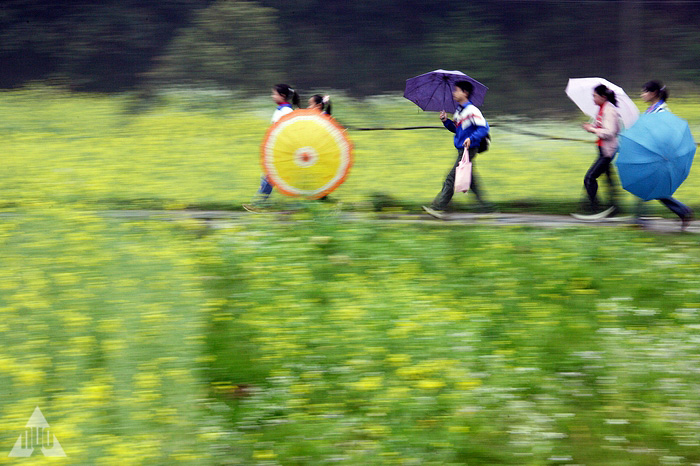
<box><xmin>8</xmin><ymin>407</ymin><xmax>66</xmax><ymax>457</ymax></box>
<box><xmin>25</xmin><ymin>407</ymin><xmax>50</xmax><ymax>428</ymax></box>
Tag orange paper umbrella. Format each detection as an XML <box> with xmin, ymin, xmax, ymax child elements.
<box><xmin>261</xmin><ymin>109</ymin><xmax>353</xmax><ymax>199</ymax></box>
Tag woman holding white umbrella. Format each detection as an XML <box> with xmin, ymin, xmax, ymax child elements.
<box><xmin>574</xmin><ymin>84</ymin><xmax>622</xmax><ymax>219</ymax></box>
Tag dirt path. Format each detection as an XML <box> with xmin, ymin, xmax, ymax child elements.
<box><xmin>95</xmin><ymin>210</ymin><xmax>699</xmax><ymax>235</ymax></box>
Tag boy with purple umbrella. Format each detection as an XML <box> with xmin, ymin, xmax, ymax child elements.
<box><xmin>422</xmin><ymin>81</ymin><xmax>494</xmax><ymax>218</ymax></box>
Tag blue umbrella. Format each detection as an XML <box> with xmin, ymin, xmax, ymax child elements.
<box><xmin>404</xmin><ymin>69</ymin><xmax>488</xmax><ymax>113</ymax></box>
<box><xmin>616</xmin><ymin>112</ymin><xmax>696</xmax><ymax>201</ymax></box>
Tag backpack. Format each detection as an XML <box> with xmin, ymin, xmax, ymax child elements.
<box><xmin>477</xmin><ymin>133</ymin><xmax>491</xmax><ymax>153</ymax></box>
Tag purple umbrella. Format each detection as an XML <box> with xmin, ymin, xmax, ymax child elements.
<box><xmin>404</xmin><ymin>69</ymin><xmax>488</xmax><ymax>113</ymax></box>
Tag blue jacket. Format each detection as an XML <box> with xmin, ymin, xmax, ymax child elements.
<box><xmin>443</xmin><ymin>101</ymin><xmax>489</xmax><ymax>149</ymax></box>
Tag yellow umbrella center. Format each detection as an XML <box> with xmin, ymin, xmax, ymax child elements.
<box><xmin>269</xmin><ymin>118</ymin><xmax>344</xmax><ymax>193</ymax></box>
<box><xmin>294</xmin><ymin>146</ymin><xmax>319</xmax><ymax>167</ymax></box>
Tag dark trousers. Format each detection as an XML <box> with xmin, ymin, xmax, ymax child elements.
<box><xmin>635</xmin><ymin>197</ymin><xmax>692</xmax><ymax>220</ymax></box>
<box><xmin>432</xmin><ymin>147</ymin><xmax>487</xmax><ymax>210</ymax></box>
<box><xmin>584</xmin><ymin>148</ymin><xmax>619</xmax><ymax>212</ymax></box>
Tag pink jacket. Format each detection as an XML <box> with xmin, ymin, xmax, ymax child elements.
<box><xmin>590</xmin><ymin>102</ymin><xmax>621</xmax><ymax>157</ymax></box>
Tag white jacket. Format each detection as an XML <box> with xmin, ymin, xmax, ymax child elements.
<box><xmin>590</xmin><ymin>102</ymin><xmax>621</xmax><ymax>157</ymax></box>
<box><xmin>271</xmin><ymin>104</ymin><xmax>293</xmax><ymax>123</ymax></box>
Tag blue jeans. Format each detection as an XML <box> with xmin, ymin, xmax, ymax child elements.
<box><xmin>255</xmin><ymin>175</ymin><xmax>274</xmax><ymax>201</ymax></box>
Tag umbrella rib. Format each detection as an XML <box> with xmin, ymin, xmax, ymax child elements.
<box><xmin>406</xmin><ymin>75</ymin><xmax>441</xmax><ymax>96</ymax></box>
<box><xmin>424</xmin><ymin>75</ymin><xmax>448</xmax><ymax>111</ymax></box>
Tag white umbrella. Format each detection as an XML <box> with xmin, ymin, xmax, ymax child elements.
<box><xmin>565</xmin><ymin>77</ymin><xmax>639</xmax><ymax>129</ymax></box>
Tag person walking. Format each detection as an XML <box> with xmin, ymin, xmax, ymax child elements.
<box><xmin>243</xmin><ymin>83</ymin><xmax>300</xmax><ymax>213</ymax></box>
<box><xmin>308</xmin><ymin>94</ymin><xmax>332</xmax><ymax>115</ymax></box>
<box><xmin>307</xmin><ymin>94</ymin><xmax>334</xmax><ymax>202</ymax></box>
<box><xmin>634</xmin><ymin>80</ymin><xmax>693</xmax><ymax>230</ymax></box>
<box><xmin>422</xmin><ymin>81</ymin><xmax>492</xmax><ymax>218</ymax></box>
<box><xmin>572</xmin><ymin>84</ymin><xmax>622</xmax><ymax>219</ymax></box>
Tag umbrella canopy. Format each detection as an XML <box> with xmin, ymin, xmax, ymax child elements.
<box><xmin>404</xmin><ymin>69</ymin><xmax>488</xmax><ymax>113</ymax></box>
<box><xmin>616</xmin><ymin>111</ymin><xmax>696</xmax><ymax>201</ymax></box>
<box><xmin>261</xmin><ymin>109</ymin><xmax>353</xmax><ymax>199</ymax></box>
<box><xmin>565</xmin><ymin>77</ymin><xmax>639</xmax><ymax>129</ymax></box>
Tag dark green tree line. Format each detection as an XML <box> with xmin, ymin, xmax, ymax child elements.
<box><xmin>1</xmin><ymin>0</ymin><xmax>699</xmax><ymax>112</ymax></box>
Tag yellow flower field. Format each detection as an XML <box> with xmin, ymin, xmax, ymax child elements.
<box><xmin>0</xmin><ymin>209</ymin><xmax>226</xmax><ymax>464</ymax></box>
<box><xmin>3</xmin><ymin>88</ymin><xmax>700</xmax><ymax>464</ymax></box>
<box><xmin>2</xmin><ymin>88</ymin><xmax>699</xmax><ymax>212</ymax></box>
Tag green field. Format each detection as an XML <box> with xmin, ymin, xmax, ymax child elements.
<box><xmin>2</xmin><ymin>87</ymin><xmax>700</xmax><ymax>213</ymax></box>
<box><xmin>2</xmin><ymin>88</ymin><xmax>700</xmax><ymax>464</ymax></box>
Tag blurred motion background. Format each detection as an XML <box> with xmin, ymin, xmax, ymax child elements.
<box><xmin>4</xmin><ymin>1</ymin><xmax>700</xmax><ymax>464</ymax></box>
<box><xmin>2</xmin><ymin>0</ymin><xmax>700</xmax><ymax>114</ymax></box>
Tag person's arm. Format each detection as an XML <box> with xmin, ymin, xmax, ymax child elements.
<box><xmin>440</xmin><ymin>110</ymin><xmax>456</xmax><ymax>133</ymax></box>
<box><xmin>465</xmin><ymin>106</ymin><xmax>488</xmax><ymax>147</ymax></box>
<box><xmin>443</xmin><ymin>119</ymin><xmax>457</xmax><ymax>133</ymax></box>
<box><xmin>468</xmin><ymin>125</ymin><xmax>489</xmax><ymax>147</ymax></box>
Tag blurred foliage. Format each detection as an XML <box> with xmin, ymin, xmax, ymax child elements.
<box><xmin>198</xmin><ymin>212</ymin><xmax>700</xmax><ymax>463</ymax></box>
<box><xmin>1</xmin><ymin>1</ymin><xmax>700</xmax><ymax>113</ymax></box>
<box><xmin>0</xmin><ymin>209</ymin><xmax>224</xmax><ymax>462</ymax></box>
<box><xmin>0</xmin><ymin>0</ymin><xmax>210</xmax><ymax>90</ymax></box>
<box><xmin>151</xmin><ymin>0</ymin><xmax>286</xmax><ymax>89</ymax></box>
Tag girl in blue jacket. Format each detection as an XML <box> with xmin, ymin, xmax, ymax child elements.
<box><xmin>635</xmin><ymin>81</ymin><xmax>693</xmax><ymax>230</ymax></box>
<box><xmin>243</xmin><ymin>84</ymin><xmax>300</xmax><ymax>212</ymax></box>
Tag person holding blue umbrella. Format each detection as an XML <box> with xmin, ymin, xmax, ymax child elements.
<box><xmin>632</xmin><ymin>81</ymin><xmax>693</xmax><ymax>230</ymax></box>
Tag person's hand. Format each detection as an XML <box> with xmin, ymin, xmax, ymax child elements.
<box><xmin>463</xmin><ymin>138</ymin><xmax>471</xmax><ymax>149</ymax></box>
<box><xmin>439</xmin><ymin>110</ymin><xmax>447</xmax><ymax>122</ymax></box>
<box><xmin>582</xmin><ymin>123</ymin><xmax>595</xmax><ymax>133</ymax></box>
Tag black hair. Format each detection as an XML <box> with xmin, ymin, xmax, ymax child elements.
<box><xmin>593</xmin><ymin>84</ymin><xmax>618</xmax><ymax>106</ymax></box>
<box><xmin>454</xmin><ymin>80</ymin><xmax>474</xmax><ymax>97</ymax></box>
<box><xmin>274</xmin><ymin>83</ymin><xmax>300</xmax><ymax>107</ymax></box>
<box><xmin>310</xmin><ymin>94</ymin><xmax>332</xmax><ymax>115</ymax></box>
<box><xmin>643</xmin><ymin>80</ymin><xmax>669</xmax><ymax>101</ymax></box>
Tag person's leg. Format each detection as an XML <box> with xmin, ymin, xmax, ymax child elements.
<box><xmin>583</xmin><ymin>150</ymin><xmax>610</xmax><ymax>213</ymax></box>
<box><xmin>466</xmin><ymin>147</ymin><xmax>492</xmax><ymax>210</ymax></box>
<box><xmin>431</xmin><ymin>148</ymin><xmax>463</xmax><ymax>210</ymax></box>
<box><xmin>258</xmin><ymin>175</ymin><xmax>274</xmax><ymax>200</ymax></box>
<box><xmin>660</xmin><ymin>198</ymin><xmax>694</xmax><ymax>231</ymax></box>
<box><xmin>659</xmin><ymin>197</ymin><xmax>690</xmax><ymax>219</ymax></box>
<box><xmin>243</xmin><ymin>175</ymin><xmax>275</xmax><ymax>211</ymax></box>
<box><xmin>659</xmin><ymin>197</ymin><xmax>693</xmax><ymax>220</ymax></box>
<box><xmin>603</xmin><ymin>156</ymin><xmax>620</xmax><ymax>213</ymax></box>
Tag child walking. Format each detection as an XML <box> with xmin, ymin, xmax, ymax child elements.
<box><xmin>423</xmin><ymin>81</ymin><xmax>492</xmax><ymax>218</ymax></box>
<box><xmin>572</xmin><ymin>84</ymin><xmax>622</xmax><ymax>219</ymax></box>
<box><xmin>308</xmin><ymin>94</ymin><xmax>332</xmax><ymax>115</ymax></box>
<box><xmin>243</xmin><ymin>83</ymin><xmax>300</xmax><ymax>212</ymax></box>
<box><xmin>634</xmin><ymin>80</ymin><xmax>693</xmax><ymax>230</ymax></box>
